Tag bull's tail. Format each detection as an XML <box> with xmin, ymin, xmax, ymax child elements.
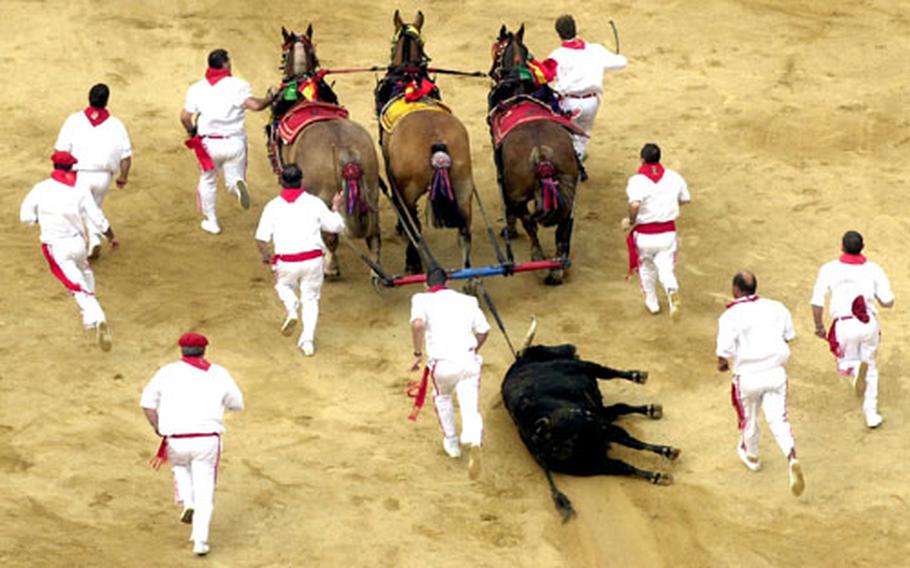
<box><xmin>530</xmin><ymin>145</ymin><xmax>564</xmax><ymax>227</ymax></box>
<box><xmin>339</xmin><ymin>149</ymin><xmax>373</xmax><ymax>234</ymax></box>
<box><xmin>545</xmin><ymin>469</ymin><xmax>576</xmax><ymax>522</ymax></box>
<box><xmin>428</xmin><ymin>143</ymin><xmax>464</xmax><ymax>228</ymax></box>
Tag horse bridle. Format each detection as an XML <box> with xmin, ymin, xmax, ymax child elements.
<box><xmin>390</xmin><ymin>24</ymin><xmax>428</xmax><ymax>66</ymax></box>
<box><xmin>489</xmin><ymin>33</ymin><xmax>528</xmax><ymax>82</ymax></box>
<box><xmin>281</xmin><ymin>33</ymin><xmax>318</xmax><ymax>80</ymax></box>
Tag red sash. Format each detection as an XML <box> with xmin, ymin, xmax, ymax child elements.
<box><xmin>731</xmin><ymin>379</ymin><xmax>746</xmax><ymax>430</ymax></box>
<box><xmin>150</xmin><ymin>433</ymin><xmax>222</xmax><ymax>482</ymax></box>
<box><xmin>407</xmin><ymin>366</ymin><xmax>431</xmax><ymax>421</ymax></box>
<box><xmin>41</xmin><ymin>244</ymin><xmax>89</xmax><ymax>294</ymax></box>
<box><xmin>271</xmin><ymin>250</ymin><xmax>323</xmax><ymax>264</ymax></box>
<box><xmin>826</xmin><ymin>296</ymin><xmax>871</xmax><ymax>357</ymax></box>
<box><xmin>625</xmin><ymin>221</ymin><xmax>677</xmax><ymax>278</ymax></box>
<box><xmin>185</xmin><ymin>136</ymin><xmax>215</xmax><ymax>172</ymax></box>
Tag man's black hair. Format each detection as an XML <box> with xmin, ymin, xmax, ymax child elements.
<box><xmin>842</xmin><ymin>230</ymin><xmax>864</xmax><ymax>255</ymax></box>
<box><xmin>641</xmin><ymin>143</ymin><xmax>661</xmax><ymax>164</ymax></box>
<box><xmin>181</xmin><ymin>346</ymin><xmax>206</xmax><ymax>357</ymax></box>
<box><xmin>426</xmin><ymin>265</ymin><xmax>447</xmax><ymax>287</ymax></box>
<box><xmin>555</xmin><ymin>15</ymin><xmax>576</xmax><ymax>41</ymax></box>
<box><xmin>733</xmin><ymin>271</ymin><xmax>757</xmax><ymax>295</ymax></box>
<box><xmin>88</xmin><ymin>83</ymin><xmax>110</xmax><ymax>109</ymax></box>
<box><xmin>208</xmin><ymin>49</ymin><xmax>230</xmax><ymax>69</ymax></box>
<box><xmin>281</xmin><ymin>164</ymin><xmax>303</xmax><ymax>188</ymax></box>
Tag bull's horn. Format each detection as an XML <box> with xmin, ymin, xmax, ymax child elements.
<box><xmin>521</xmin><ymin>316</ymin><xmax>538</xmax><ymax>352</ymax></box>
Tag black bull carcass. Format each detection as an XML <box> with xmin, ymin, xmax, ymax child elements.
<box><xmin>501</xmin><ymin>333</ymin><xmax>681</xmax><ymax>520</ymax></box>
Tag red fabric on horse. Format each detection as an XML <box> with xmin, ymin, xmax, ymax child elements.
<box><xmin>490</xmin><ymin>99</ymin><xmax>586</xmax><ymax>147</ymax></box>
<box><xmin>278</xmin><ymin>101</ymin><xmax>349</xmax><ymax>145</ymax></box>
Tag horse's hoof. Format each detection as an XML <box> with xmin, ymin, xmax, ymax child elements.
<box><xmin>664</xmin><ymin>447</ymin><xmax>681</xmax><ymax>461</ymax></box>
<box><xmin>652</xmin><ymin>472</ymin><xmax>673</xmax><ymax>486</ymax></box>
<box><xmin>544</xmin><ymin>270</ymin><xmax>564</xmax><ymax>286</ymax></box>
<box><xmin>647</xmin><ymin>404</ymin><xmax>663</xmax><ymax>419</ymax></box>
<box><xmin>405</xmin><ymin>264</ymin><xmax>422</xmax><ymax>275</ymax></box>
<box><xmin>631</xmin><ymin>371</ymin><xmax>649</xmax><ymax>384</ymax></box>
<box><xmin>324</xmin><ymin>270</ymin><xmax>342</xmax><ymax>282</ymax></box>
<box><xmin>500</xmin><ymin>226</ymin><xmax>519</xmax><ymax>239</ymax></box>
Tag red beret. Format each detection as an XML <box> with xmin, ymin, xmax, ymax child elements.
<box><xmin>178</xmin><ymin>333</ymin><xmax>209</xmax><ymax>348</ymax></box>
<box><xmin>51</xmin><ymin>151</ymin><xmax>78</xmax><ymax>167</ymax></box>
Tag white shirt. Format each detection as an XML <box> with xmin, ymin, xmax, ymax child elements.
<box><xmin>140</xmin><ymin>361</ymin><xmax>244</xmax><ymax>436</ymax></box>
<box><xmin>184</xmin><ymin>76</ymin><xmax>253</xmax><ymax>137</ymax></box>
<box><xmin>410</xmin><ymin>289</ymin><xmax>491</xmax><ymax>361</ymax></box>
<box><xmin>255</xmin><ymin>193</ymin><xmax>345</xmax><ymax>254</ymax></box>
<box><xmin>547</xmin><ymin>42</ymin><xmax>627</xmax><ymax>96</ymax></box>
<box><xmin>716</xmin><ymin>296</ymin><xmax>795</xmax><ymax>375</ymax></box>
<box><xmin>811</xmin><ymin>258</ymin><xmax>893</xmax><ymax>319</ymax></box>
<box><xmin>55</xmin><ymin>111</ymin><xmax>132</xmax><ymax>173</ymax></box>
<box><xmin>20</xmin><ymin>177</ymin><xmax>110</xmax><ymax>242</ymax></box>
<box><xmin>626</xmin><ymin>169</ymin><xmax>690</xmax><ymax>224</ymax></box>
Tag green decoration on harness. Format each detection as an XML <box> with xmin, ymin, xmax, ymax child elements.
<box><xmin>283</xmin><ymin>81</ymin><xmax>299</xmax><ymax>101</ymax></box>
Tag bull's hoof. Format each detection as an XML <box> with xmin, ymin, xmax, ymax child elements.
<box><xmin>663</xmin><ymin>447</ymin><xmax>681</xmax><ymax>461</ymax></box>
<box><xmin>647</xmin><ymin>404</ymin><xmax>663</xmax><ymax>419</ymax></box>
<box><xmin>631</xmin><ymin>371</ymin><xmax>649</xmax><ymax>384</ymax></box>
<box><xmin>651</xmin><ymin>472</ymin><xmax>673</xmax><ymax>486</ymax></box>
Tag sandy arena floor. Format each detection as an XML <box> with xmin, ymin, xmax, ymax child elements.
<box><xmin>2</xmin><ymin>0</ymin><xmax>909</xmax><ymax>566</ymax></box>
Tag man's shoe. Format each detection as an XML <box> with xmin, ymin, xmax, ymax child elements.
<box><xmin>788</xmin><ymin>459</ymin><xmax>805</xmax><ymax>497</ymax></box>
<box><xmin>96</xmin><ymin>321</ymin><xmax>112</xmax><ymax>352</ymax></box>
<box><xmin>300</xmin><ymin>341</ymin><xmax>315</xmax><ymax>357</ymax></box>
<box><xmin>737</xmin><ymin>445</ymin><xmax>761</xmax><ymax>472</ymax></box>
<box><xmin>281</xmin><ymin>316</ymin><xmax>298</xmax><ymax>337</ymax></box>
<box><xmin>644</xmin><ymin>294</ymin><xmax>660</xmax><ymax>315</ymax></box>
<box><xmin>179</xmin><ymin>507</ymin><xmax>194</xmax><ymax>524</ymax></box>
<box><xmin>443</xmin><ymin>436</ymin><xmax>461</xmax><ymax>458</ymax></box>
<box><xmin>87</xmin><ymin>242</ymin><xmax>102</xmax><ymax>261</ymax></box>
<box><xmin>234</xmin><ymin>180</ymin><xmax>250</xmax><ymax>210</ymax></box>
<box><xmin>668</xmin><ymin>290</ymin><xmax>681</xmax><ymax>321</ymax></box>
<box><xmin>468</xmin><ymin>445</ymin><xmax>482</xmax><ymax>480</ymax></box>
<box><xmin>193</xmin><ymin>541</ymin><xmax>210</xmax><ymax>556</ymax></box>
<box><xmin>866</xmin><ymin>413</ymin><xmax>884</xmax><ymax>429</ymax></box>
<box><xmin>200</xmin><ymin>219</ymin><xmax>222</xmax><ymax>235</ymax></box>
<box><xmin>853</xmin><ymin>362</ymin><xmax>868</xmax><ymax>397</ymax></box>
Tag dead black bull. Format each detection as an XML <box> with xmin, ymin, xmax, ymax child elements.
<box><xmin>501</xmin><ymin>321</ymin><xmax>680</xmax><ymax>521</ymax></box>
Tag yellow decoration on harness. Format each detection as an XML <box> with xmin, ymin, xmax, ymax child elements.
<box><xmin>380</xmin><ymin>95</ymin><xmax>451</xmax><ymax>133</ymax></box>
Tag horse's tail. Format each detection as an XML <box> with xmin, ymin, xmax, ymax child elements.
<box><xmin>338</xmin><ymin>148</ymin><xmax>373</xmax><ymax>235</ymax></box>
<box><xmin>530</xmin><ymin>145</ymin><xmax>564</xmax><ymax>227</ymax></box>
<box><xmin>428</xmin><ymin>143</ymin><xmax>465</xmax><ymax>229</ymax></box>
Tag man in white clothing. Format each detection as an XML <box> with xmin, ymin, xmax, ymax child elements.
<box><xmin>19</xmin><ymin>151</ymin><xmax>117</xmax><ymax>350</ymax></box>
<box><xmin>623</xmin><ymin>143</ymin><xmax>690</xmax><ymax>317</ymax></box>
<box><xmin>255</xmin><ymin>165</ymin><xmax>345</xmax><ymax>356</ymax></box>
<box><xmin>811</xmin><ymin>231</ymin><xmax>894</xmax><ymax>429</ymax></box>
<box><xmin>55</xmin><ymin>83</ymin><xmax>132</xmax><ymax>259</ymax></box>
<box><xmin>548</xmin><ymin>14</ymin><xmax>627</xmax><ymax>178</ymax></box>
<box><xmin>717</xmin><ymin>271</ymin><xmax>805</xmax><ymax>497</ymax></box>
<box><xmin>409</xmin><ymin>266</ymin><xmax>491</xmax><ymax>480</ymax></box>
<box><xmin>181</xmin><ymin>48</ymin><xmax>276</xmax><ymax>235</ymax></box>
<box><xmin>141</xmin><ymin>332</ymin><xmax>244</xmax><ymax>557</ymax></box>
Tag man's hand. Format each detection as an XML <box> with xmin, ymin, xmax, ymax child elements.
<box><xmin>717</xmin><ymin>357</ymin><xmax>729</xmax><ymax>372</ymax></box>
<box><xmin>409</xmin><ymin>355</ymin><xmax>422</xmax><ymax>372</ymax></box>
<box><xmin>110</xmin><ymin>237</ymin><xmax>120</xmax><ymax>249</ymax></box>
<box><xmin>814</xmin><ymin>326</ymin><xmax>827</xmax><ymax>339</ymax></box>
<box><xmin>332</xmin><ymin>191</ymin><xmax>344</xmax><ymax>212</ymax></box>
<box><xmin>116</xmin><ymin>175</ymin><xmax>128</xmax><ymax>189</ymax></box>
<box><xmin>261</xmin><ymin>254</ymin><xmax>272</xmax><ymax>265</ymax></box>
<box><xmin>620</xmin><ymin>217</ymin><xmax>632</xmax><ymax>231</ymax></box>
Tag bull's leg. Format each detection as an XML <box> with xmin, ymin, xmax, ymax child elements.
<box><xmin>603</xmin><ymin>403</ymin><xmax>663</xmax><ymax>422</ymax></box>
<box><xmin>571</xmin><ymin>361</ymin><xmax>649</xmax><ymax>384</ymax></box>
<box><xmin>605</xmin><ymin>424</ymin><xmax>681</xmax><ymax>461</ymax></box>
<box><xmin>601</xmin><ymin>457</ymin><xmax>673</xmax><ymax>486</ymax></box>
<box><xmin>323</xmin><ymin>232</ymin><xmax>341</xmax><ymax>280</ymax></box>
<box><xmin>544</xmin><ymin>469</ymin><xmax>576</xmax><ymax>522</ymax></box>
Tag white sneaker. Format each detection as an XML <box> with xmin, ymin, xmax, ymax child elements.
<box><xmin>87</xmin><ymin>242</ymin><xmax>102</xmax><ymax>261</ymax></box>
<box><xmin>281</xmin><ymin>316</ymin><xmax>298</xmax><ymax>337</ymax></box>
<box><xmin>193</xmin><ymin>541</ymin><xmax>210</xmax><ymax>556</ymax></box>
<box><xmin>443</xmin><ymin>436</ymin><xmax>461</xmax><ymax>458</ymax></box>
<box><xmin>736</xmin><ymin>445</ymin><xmax>761</xmax><ymax>472</ymax></box>
<box><xmin>644</xmin><ymin>294</ymin><xmax>660</xmax><ymax>314</ymax></box>
<box><xmin>788</xmin><ymin>459</ymin><xmax>805</xmax><ymax>497</ymax></box>
<box><xmin>179</xmin><ymin>507</ymin><xmax>194</xmax><ymax>524</ymax></box>
<box><xmin>467</xmin><ymin>445</ymin><xmax>482</xmax><ymax>480</ymax></box>
<box><xmin>866</xmin><ymin>413</ymin><xmax>884</xmax><ymax>429</ymax></box>
<box><xmin>300</xmin><ymin>341</ymin><xmax>315</xmax><ymax>357</ymax></box>
<box><xmin>667</xmin><ymin>290</ymin><xmax>681</xmax><ymax>320</ymax></box>
<box><xmin>96</xmin><ymin>321</ymin><xmax>112</xmax><ymax>352</ymax></box>
<box><xmin>234</xmin><ymin>180</ymin><xmax>250</xmax><ymax>210</ymax></box>
<box><xmin>200</xmin><ymin>218</ymin><xmax>222</xmax><ymax>235</ymax></box>
<box><xmin>853</xmin><ymin>362</ymin><xmax>868</xmax><ymax>397</ymax></box>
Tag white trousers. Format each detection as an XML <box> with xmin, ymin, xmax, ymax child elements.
<box><xmin>558</xmin><ymin>96</ymin><xmax>600</xmax><ymax>159</ymax></box>
<box><xmin>431</xmin><ymin>355</ymin><xmax>483</xmax><ymax>447</ymax></box>
<box><xmin>274</xmin><ymin>257</ymin><xmax>325</xmax><ymax>345</ymax></box>
<box><xmin>733</xmin><ymin>367</ymin><xmax>796</xmax><ymax>459</ymax></box>
<box><xmin>168</xmin><ymin>436</ymin><xmax>220</xmax><ymax>545</ymax></box>
<box><xmin>43</xmin><ymin>237</ymin><xmax>106</xmax><ymax>327</ymax></box>
<box><xmin>635</xmin><ymin>231</ymin><xmax>679</xmax><ymax>298</ymax></box>
<box><xmin>836</xmin><ymin>316</ymin><xmax>881</xmax><ymax>418</ymax></box>
<box><xmin>76</xmin><ymin>171</ymin><xmax>113</xmax><ymax>250</ymax></box>
<box><xmin>197</xmin><ymin>136</ymin><xmax>247</xmax><ymax>222</ymax></box>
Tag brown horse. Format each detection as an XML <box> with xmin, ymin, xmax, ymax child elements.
<box><xmin>375</xmin><ymin>10</ymin><xmax>474</xmax><ymax>274</ymax></box>
<box><xmin>277</xmin><ymin>25</ymin><xmax>381</xmax><ymax>278</ymax></box>
<box><xmin>489</xmin><ymin>25</ymin><xmax>579</xmax><ymax>284</ymax></box>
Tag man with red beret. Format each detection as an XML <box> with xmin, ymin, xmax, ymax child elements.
<box><xmin>20</xmin><ymin>151</ymin><xmax>118</xmax><ymax>350</ymax></box>
<box><xmin>140</xmin><ymin>333</ymin><xmax>244</xmax><ymax>556</ymax></box>
<box><xmin>55</xmin><ymin>83</ymin><xmax>132</xmax><ymax>259</ymax></box>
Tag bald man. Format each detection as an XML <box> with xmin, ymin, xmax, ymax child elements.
<box><xmin>716</xmin><ymin>272</ymin><xmax>805</xmax><ymax>497</ymax></box>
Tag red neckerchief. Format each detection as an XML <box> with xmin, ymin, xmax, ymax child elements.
<box><xmin>205</xmin><ymin>67</ymin><xmax>232</xmax><ymax>85</ymax></box>
<box><xmin>561</xmin><ymin>39</ymin><xmax>586</xmax><ymax>50</ymax></box>
<box><xmin>839</xmin><ymin>253</ymin><xmax>867</xmax><ymax>265</ymax></box>
<box><xmin>51</xmin><ymin>170</ymin><xmax>77</xmax><ymax>186</ymax></box>
<box><xmin>84</xmin><ymin>106</ymin><xmax>110</xmax><ymax>127</ymax></box>
<box><xmin>182</xmin><ymin>356</ymin><xmax>212</xmax><ymax>371</ymax></box>
<box><xmin>638</xmin><ymin>163</ymin><xmax>665</xmax><ymax>183</ymax></box>
<box><xmin>427</xmin><ymin>286</ymin><xmax>447</xmax><ymax>293</ymax></box>
<box><xmin>726</xmin><ymin>295</ymin><xmax>760</xmax><ymax>309</ymax></box>
<box><xmin>280</xmin><ymin>187</ymin><xmax>305</xmax><ymax>203</ymax></box>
